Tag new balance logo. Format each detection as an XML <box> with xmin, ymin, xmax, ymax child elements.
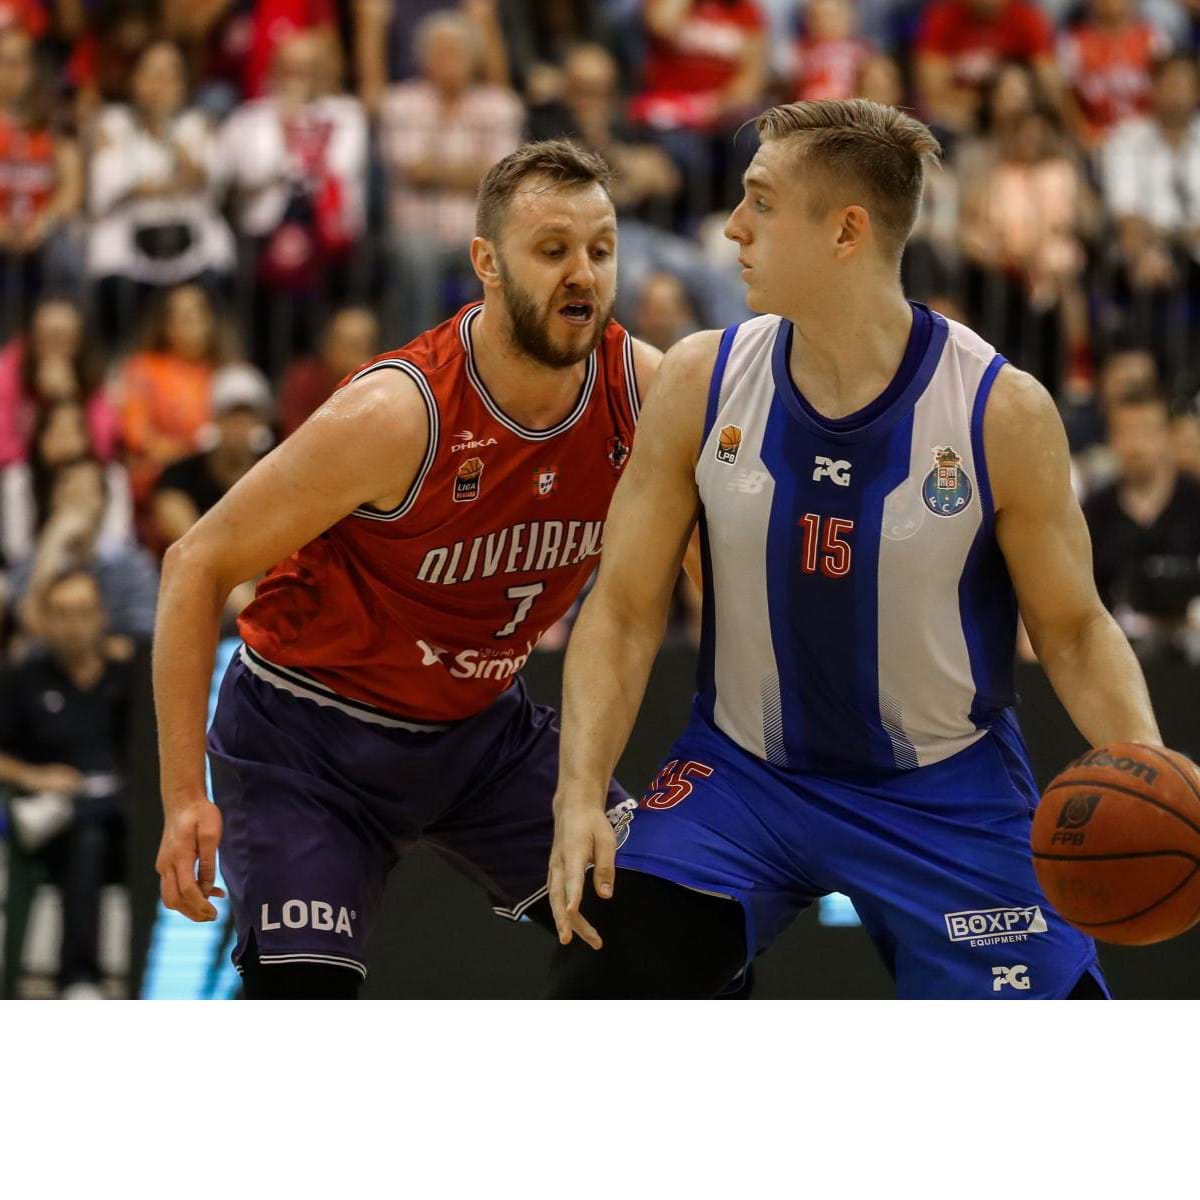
<box><xmin>992</xmin><ymin>964</ymin><xmax>1030</xmax><ymax>992</ymax></box>
<box><xmin>813</xmin><ymin>456</ymin><xmax>851</xmax><ymax>486</ymax></box>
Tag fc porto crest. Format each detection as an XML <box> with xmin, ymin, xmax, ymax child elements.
<box><xmin>606</xmin><ymin>433</ymin><xmax>630</xmax><ymax>472</ymax></box>
<box><xmin>921</xmin><ymin>445</ymin><xmax>973</xmax><ymax>517</ymax></box>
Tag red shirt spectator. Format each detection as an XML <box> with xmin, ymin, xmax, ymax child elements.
<box><xmin>633</xmin><ymin>0</ymin><xmax>766</xmax><ymax>131</ymax></box>
<box><xmin>792</xmin><ymin>0</ymin><xmax>873</xmax><ymax>102</ymax></box>
<box><xmin>0</xmin><ymin>0</ymin><xmax>45</xmax><ymax>37</ymax></box>
<box><xmin>917</xmin><ymin>0</ymin><xmax>1055</xmax><ymax>131</ymax></box>
<box><xmin>1059</xmin><ymin>1</ymin><xmax>1166</xmax><ymax>146</ymax></box>
<box><xmin>243</xmin><ymin>0</ymin><xmax>336</xmax><ymax>99</ymax></box>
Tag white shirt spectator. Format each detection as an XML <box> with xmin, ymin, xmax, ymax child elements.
<box><xmin>1102</xmin><ymin>113</ymin><xmax>1200</xmax><ymax>255</ymax></box>
<box><xmin>217</xmin><ymin>94</ymin><xmax>368</xmax><ymax>240</ymax></box>
<box><xmin>86</xmin><ymin>106</ymin><xmax>235</xmax><ymax>285</ymax></box>
<box><xmin>379</xmin><ymin>80</ymin><xmax>523</xmax><ymax>247</ymax></box>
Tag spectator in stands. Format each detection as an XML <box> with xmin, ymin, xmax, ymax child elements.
<box><xmin>1059</xmin><ymin>0</ymin><xmax>1167</xmax><ymax>149</ymax></box>
<box><xmin>152</xmin><ymin>362</ymin><xmax>272</xmax><ymax>549</ymax></box>
<box><xmin>1</xmin><ymin>400</ymin><xmax>132</xmax><ymax>565</ymax></box>
<box><xmin>959</xmin><ymin>68</ymin><xmax>1097</xmax><ymax>392</ymax></box>
<box><xmin>86</xmin><ymin>39</ymin><xmax>235</xmax><ymax>348</ymax></box>
<box><xmin>631</xmin><ymin>0</ymin><xmax>767</xmax><ymax>220</ymax></box>
<box><xmin>633</xmin><ymin>272</ymin><xmax>699</xmax><ymax>353</ymax></box>
<box><xmin>527</xmin><ymin>41</ymin><xmax>745</xmax><ymax>330</ymax></box>
<box><xmin>355</xmin><ymin>0</ymin><xmax>512</xmax><ymax>113</ymax></box>
<box><xmin>1101</xmin><ymin>53</ymin><xmax>1200</xmax><ymax>388</ymax></box>
<box><xmin>791</xmin><ymin>0</ymin><xmax>874</xmax><ymax>103</ymax></box>
<box><xmin>496</xmin><ymin>0</ymin><xmax>607</xmax><ymax>99</ymax></box>
<box><xmin>151</xmin><ymin>363</ymin><xmax>269</xmax><ymax>623</ymax></box>
<box><xmin>240</xmin><ymin>0</ymin><xmax>339</xmax><ymax>100</ymax></box>
<box><xmin>9</xmin><ymin>457</ymin><xmax>158</xmax><ymax>640</ymax></box>
<box><xmin>916</xmin><ymin>0</ymin><xmax>1058</xmax><ymax>136</ymax></box>
<box><xmin>65</xmin><ymin>0</ymin><xmax>158</xmax><ymax>125</ymax></box>
<box><xmin>856</xmin><ymin>51</ymin><xmax>906</xmax><ymax>108</ymax></box>
<box><xmin>0</xmin><ymin>28</ymin><xmax>83</xmax><ymax>337</ymax></box>
<box><xmin>114</xmin><ymin>282</ymin><xmax>235</xmax><ymax>505</ymax></box>
<box><xmin>1173</xmin><ymin>400</ymin><xmax>1200</xmax><ymax>480</ymax></box>
<box><xmin>379</xmin><ymin>10</ymin><xmax>522</xmax><ymax>343</ymax></box>
<box><xmin>278</xmin><ymin>305</ymin><xmax>377</xmax><ymax>437</ymax></box>
<box><xmin>1084</xmin><ymin>387</ymin><xmax>1200</xmax><ymax>656</ymax></box>
<box><xmin>0</xmin><ymin>567</ymin><xmax>134</xmax><ymax>999</ymax></box>
<box><xmin>526</xmin><ymin>42</ymin><xmax>681</xmax><ymax>227</ymax></box>
<box><xmin>0</xmin><ymin>296</ymin><xmax>115</xmax><ymax>467</ymax></box>
<box><xmin>219</xmin><ymin>28</ymin><xmax>369</xmax><ymax>373</ymax></box>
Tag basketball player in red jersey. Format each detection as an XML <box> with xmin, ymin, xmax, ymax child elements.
<box><xmin>152</xmin><ymin>141</ymin><xmax>662</xmax><ymax>997</ymax></box>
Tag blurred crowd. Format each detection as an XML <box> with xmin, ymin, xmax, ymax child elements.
<box><xmin>1</xmin><ymin>0</ymin><xmax>1200</xmax><ymax>995</ymax></box>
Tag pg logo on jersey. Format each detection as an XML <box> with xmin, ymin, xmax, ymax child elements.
<box><xmin>454</xmin><ymin>457</ymin><xmax>485</xmax><ymax>503</ymax></box>
<box><xmin>922</xmin><ymin>445</ymin><xmax>973</xmax><ymax>516</ymax></box>
<box><xmin>715</xmin><ymin>425</ymin><xmax>742</xmax><ymax>465</ymax></box>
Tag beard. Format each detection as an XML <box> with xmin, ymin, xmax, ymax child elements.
<box><xmin>497</xmin><ymin>262</ymin><xmax>613</xmax><ymax>369</ymax></box>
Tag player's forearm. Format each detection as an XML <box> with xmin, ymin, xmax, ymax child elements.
<box><xmin>556</xmin><ymin>592</ymin><xmax>668</xmax><ymax>804</ymax></box>
<box><xmin>1036</xmin><ymin>609</ymin><xmax>1161</xmax><ymax>748</ymax></box>
<box><xmin>153</xmin><ymin>543</ymin><xmax>229</xmax><ymax>810</ymax></box>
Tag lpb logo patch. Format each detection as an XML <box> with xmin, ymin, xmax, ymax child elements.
<box><xmin>922</xmin><ymin>445</ymin><xmax>973</xmax><ymax>516</ymax></box>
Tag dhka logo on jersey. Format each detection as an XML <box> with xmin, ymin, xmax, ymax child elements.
<box><xmin>452</xmin><ymin>430</ymin><xmax>499</xmax><ymax>453</ymax></box>
<box><xmin>454</xmin><ymin>456</ymin><xmax>485</xmax><ymax>502</ymax></box>
<box><xmin>606</xmin><ymin>434</ymin><xmax>630</xmax><ymax>472</ymax></box>
<box><xmin>921</xmin><ymin>445</ymin><xmax>973</xmax><ymax>516</ymax></box>
<box><xmin>533</xmin><ymin>467</ymin><xmax>558</xmax><ymax>498</ymax></box>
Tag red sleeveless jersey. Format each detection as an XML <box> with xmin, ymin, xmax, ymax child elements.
<box><xmin>238</xmin><ymin>303</ymin><xmax>640</xmax><ymax>725</ymax></box>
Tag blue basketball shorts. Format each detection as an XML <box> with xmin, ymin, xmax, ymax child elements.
<box><xmin>614</xmin><ymin>704</ymin><xmax>1109</xmax><ymax>999</ymax></box>
<box><xmin>208</xmin><ymin>650</ymin><xmax>627</xmax><ymax>979</ymax></box>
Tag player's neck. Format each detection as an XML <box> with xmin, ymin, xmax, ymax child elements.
<box><xmin>784</xmin><ymin>284</ymin><xmax>913</xmax><ymax>422</ymax></box>
<box><xmin>472</xmin><ymin>302</ymin><xmax>590</xmax><ymax>430</ymax></box>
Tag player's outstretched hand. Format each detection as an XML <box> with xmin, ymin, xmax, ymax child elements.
<box><xmin>548</xmin><ymin>798</ymin><xmax>616</xmax><ymax>950</ymax></box>
<box><xmin>156</xmin><ymin>795</ymin><xmax>225</xmax><ymax>922</ymax></box>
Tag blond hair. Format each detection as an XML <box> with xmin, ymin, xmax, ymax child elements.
<box><xmin>756</xmin><ymin>99</ymin><xmax>942</xmax><ymax>259</ymax></box>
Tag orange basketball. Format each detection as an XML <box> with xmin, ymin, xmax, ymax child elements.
<box><xmin>719</xmin><ymin>425</ymin><xmax>741</xmax><ymax>450</ymax></box>
<box><xmin>1031</xmin><ymin>743</ymin><xmax>1200</xmax><ymax>946</ymax></box>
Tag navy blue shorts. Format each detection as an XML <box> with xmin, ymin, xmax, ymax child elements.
<box><xmin>208</xmin><ymin>650</ymin><xmax>627</xmax><ymax>979</ymax></box>
<box><xmin>616</xmin><ymin>704</ymin><xmax>1108</xmax><ymax>999</ymax></box>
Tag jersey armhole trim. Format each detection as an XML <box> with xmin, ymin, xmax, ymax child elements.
<box><xmin>348</xmin><ymin>358</ymin><xmax>440</xmax><ymax>522</ymax></box>
<box><xmin>971</xmin><ymin>353</ymin><xmax>1006</xmax><ymax>530</ymax></box>
<box><xmin>703</xmin><ymin>325</ymin><xmax>740</xmax><ymax>445</ymax></box>
<box><xmin>622</xmin><ymin>331</ymin><xmax>640</xmax><ymax>424</ymax></box>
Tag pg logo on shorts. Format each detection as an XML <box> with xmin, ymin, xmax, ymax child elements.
<box><xmin>606</xmin><ymin>797</ymin><xmax>638</xmax><ymax>851</ymax></box>
<box><xmin>922</xmin><ymin>445</ymin><xmax>973</xmax><ymax>516</ymax></box>
<box><xmin>991</xmin><ymin>964</ymin><xmax>1030</xmax><ymax>992</ymax></box>
<box><xmin>945</xmin><ymin>905</ymin><xmax>1047</xmax><ymax>948</ymax></box>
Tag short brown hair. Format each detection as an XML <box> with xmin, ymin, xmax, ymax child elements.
<box><xmin>755</xmin><ymin>99</ymin><xmax>942</xmax><ymax>259</ymax></box>
<box><xmin>475</xmin><ymin>139</ymin><xmax>614</xmax><ymax>242</ymax></box>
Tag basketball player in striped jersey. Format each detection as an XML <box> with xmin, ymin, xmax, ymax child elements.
<box><xmin>153</xmin><ymin>141</ymin><xmax>662</xmax><ymax>997</ymax></box>
<box><xmin>547</xmin><ymin>101</ymin><xmax>1164</xmax><ymax>998</ymax></box>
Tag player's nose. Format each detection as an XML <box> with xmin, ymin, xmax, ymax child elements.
<box><xmin>724</xmin><ymin>202</ymin><xmax>749</xmax><ymax>245</ymax></box>
<box><xmin>563</xmin><ymin>248</ymin><xmax>596</xmax><ymax>291</ymax></box>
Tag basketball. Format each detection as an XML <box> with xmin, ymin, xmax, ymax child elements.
<box><xmin>719</xmin><ymin>425</ymin><xmax>741</xmax><ymax>450</ymax></box>
<box><xmin>1032</xmin><ymin>744</ymin><xmax>1200</xmax><ymax>946</ymax></box>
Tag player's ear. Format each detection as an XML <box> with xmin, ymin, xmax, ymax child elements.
<box><xmin>834</xmin><ymin>205</ymin><xmax>870</xmax><ymax>259</ymax></box>
<box><xmin>471</xmin><ymin>236</ymin><xmax>501</xmax><ymax>288</ymax></box>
